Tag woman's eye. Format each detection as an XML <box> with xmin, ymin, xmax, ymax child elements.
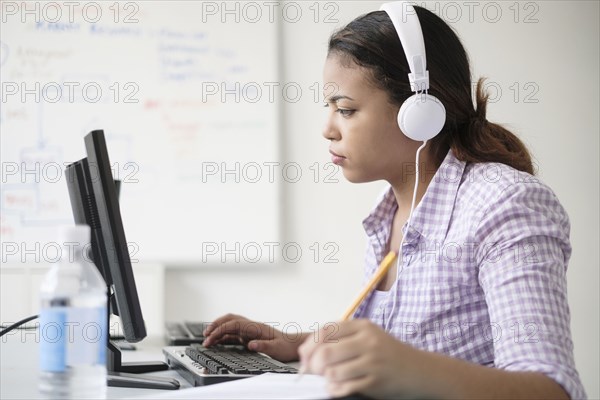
<box><xmin>337</xmin><ymin>108</ymin><xmax>355</xmax><ymax>117</ymax></box>
<box><xmin>323</xmin><ymin>103</ymin><xmax>354</xmax><ymax>117</ymax></box>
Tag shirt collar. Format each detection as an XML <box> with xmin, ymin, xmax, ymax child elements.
<box><xmin>362</xmin><ymin>149</ymin><xmax>466</xmax><ymax>243</ymax></box>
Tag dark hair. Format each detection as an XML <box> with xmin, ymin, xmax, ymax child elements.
<box><xmin>327</xmin><ymin>7</ymin><xmax>534</xmax><ymax>174</ymax></box>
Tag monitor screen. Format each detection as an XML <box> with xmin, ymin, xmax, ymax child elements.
<box><xmin>65</xmin><ymin>129</ymin><xmax>146</xmax><ymax>342</ymax></box>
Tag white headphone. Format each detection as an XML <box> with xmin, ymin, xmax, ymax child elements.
<box><xmin>380</xmin><ymin>2</ymin><xmax>446</xmax><ymax>141</ymax></box>
<box><xmin>377</xmin><ymin>2</ymin><xmax>446</xmax><ymax>332</ymax></box>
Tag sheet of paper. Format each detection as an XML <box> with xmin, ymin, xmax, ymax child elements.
<box><xmin>129</xmin><ymin>373</ymin><xmax>331</xmax><ymax>400</ymax></box>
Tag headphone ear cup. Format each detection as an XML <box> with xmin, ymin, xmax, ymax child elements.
<box><xmin>398</xmin><ymin>93</ymin><xmax>446</xmax><ymax>141</ymax></box>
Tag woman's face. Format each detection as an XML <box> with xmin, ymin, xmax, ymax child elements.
<box><xmin>322</xmin><ymin>54</ymin><xmax>417</xmax><ymax>184</ymax></box>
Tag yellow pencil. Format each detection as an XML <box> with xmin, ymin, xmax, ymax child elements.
<box><xmin>340</xmin><ymin>251</ymin><xmax>398</xmax><ymax>321</ymax></box>
<box><xmin>296</xmin><ymin>251</ymin><xmax>398</xmax><ymax>380</ymax></box>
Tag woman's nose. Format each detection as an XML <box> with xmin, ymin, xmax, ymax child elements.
<box><xmin>322</xmin><ymin>115</ymin><xmax>341</xmax><ymax>141</ymax></box>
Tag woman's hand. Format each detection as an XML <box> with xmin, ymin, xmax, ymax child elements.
<box><xmin>300</xmin><ymin>319</ymin><xmax>573</xmax><ymax>400</ymax></box>
<box><xmin>298</xmin><ymin>319</ymin><xmax>423</xmax><ymax>399</ymax></box>
<box><xmin>202</xmin><ymin>314</ymin><xmax>307</xmax><ymax>362</ymax></box>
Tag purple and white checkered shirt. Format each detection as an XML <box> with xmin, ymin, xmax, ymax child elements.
<box><xmin>354</xmin><ymin>149</ymin><xmax>586</xmax><ymax>399</ymax></box>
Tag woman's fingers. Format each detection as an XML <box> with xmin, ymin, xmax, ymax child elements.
<box><xmin>323</xmin><ymin>354</ymin><xmax>370</xmax><ymax>383</ymax></box>
<box><xmin>203</xmin><ymin>318</ymin><xmax>241</xmax><ymax>346</ymax></box>
<box><xmin>203</xmin><ymin>319</ymin><xmax>245</xmax><ymax>346</ymax></box>
<box><xmin>203</xmin><ymin>313</ymin><xmax>243</xmax><ymax>336</ymax></box>
<box><xmin>299</xmin><ymin>320</ymin><xmax>367</xmax><ymax>369</ymax></box>
<box><xmin>304</xmin><ymin>332</ymin><xmax>363</xmax><ymax>375</ymax></box>
<box><xmin>203</xmin><ymin>318</ymin><xmax>276</xmax><ymax>347</ymax></box>
<box><xmin>211</xmin><ymin>333</ymin><xmax>246</xmax><ymax>346</ymax></box>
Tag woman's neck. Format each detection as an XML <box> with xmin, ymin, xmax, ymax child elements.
<box><xmin>388</xmin><ymin>150</ymin><xmax>438</xmax><ymax>215</ymax></box>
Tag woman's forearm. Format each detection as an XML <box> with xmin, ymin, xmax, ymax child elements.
<box><xmin>409</xmin><ymin>347</ymin><xmax>570</xmax><ymax>400</ymax></box>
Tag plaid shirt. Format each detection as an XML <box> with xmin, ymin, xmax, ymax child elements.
<box><xmin>354</xmin><ymin>149</ymin><xmax>586</xmax><ymax>399</ymax></box>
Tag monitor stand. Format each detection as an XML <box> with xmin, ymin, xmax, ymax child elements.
<box><xmin>104</xmin><ymin>292</ymin><xmax>179</xmax><ymax>390</ymax></box>
<box><xmin>107</xmin><ymin>341</ymin><xmax>179</xmax><ymax>390</ymax></box>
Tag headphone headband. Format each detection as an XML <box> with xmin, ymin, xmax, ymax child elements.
<box><xmin>380</xmin><ymin>2</ymin><xmax>429</xmax><ymax>92</ymax></box>
<box><xmin>379</xmin><ymin>1</ymin><xmax>446</xmax><ymax>142</ymax></box>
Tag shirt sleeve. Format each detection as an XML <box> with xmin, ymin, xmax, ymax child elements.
<box><xmin>475</xmin><ymin>180</ymin><xmax>586</xmax><ymax>399</ymax></box>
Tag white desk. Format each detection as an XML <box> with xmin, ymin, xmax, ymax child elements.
<box><xmin>2</xmin><ymin>331</ymin><xmax>370</xmax><ymax>400</ymax></box>
<box><xmin>0</xmin><ymin>330</ymin><xmax>192</xmax><ymax>399</ymax></box>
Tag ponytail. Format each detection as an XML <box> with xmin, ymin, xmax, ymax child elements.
<box><xmin>447</xmin><ymin>78</ymin><xmax>535</xmax><ymax>175</ymax></box>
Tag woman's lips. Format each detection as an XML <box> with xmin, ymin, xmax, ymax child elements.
<box><xmin>330</xmin><ymin>150</ymin><xmax>346</xmax><ymax>165</ymax></box>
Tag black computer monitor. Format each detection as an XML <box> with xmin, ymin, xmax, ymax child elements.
<box><xmin>66</xmin><ymin>130</ymin><xmax>176</xmax><ymax>389</ymax></box>
<box><xmin>66</xmin><ymin>130</ymin><xmax>146</xmax><ymax>342</ymax></box>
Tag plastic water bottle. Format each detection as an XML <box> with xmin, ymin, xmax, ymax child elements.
<box><xmin>39</xmin><ymin>225</ymin><xmax>108</xmax><ymax>399</ymax></box>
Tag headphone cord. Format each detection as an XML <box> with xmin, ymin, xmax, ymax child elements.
<box><xmin>384</xmin><ymin>140</ymin><xmax>428</xmax><ymax>332</ymax></box>
<box><xmin>0</xmin><ymin>315</ymin><xmax>39</xmax><ymax>337</ymax></box>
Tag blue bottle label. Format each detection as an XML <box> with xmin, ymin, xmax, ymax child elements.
<box><xmin>97</xmin><ymin>306</ymin><xmax>107</xmax><ymax>364</ymax></box>
<box><xmin>39</xmin><ymin>306</ymin><xmax>108</xmax><ymax>371</ymax></box>
<box><xmin>39</xmin><ymin>308</ymin><xmax>67</xmax><ymax>372</ymax></box>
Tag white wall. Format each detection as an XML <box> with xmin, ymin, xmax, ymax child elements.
<box><xmin>1</xmin><ymin>1</ymin><xmax>598</xmax><ymax>397</ymax></box>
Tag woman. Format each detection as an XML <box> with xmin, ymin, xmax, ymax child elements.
<box><xmin>203</xmin><ymin>3</ymin><xmax>586</xmax><ymax>399</ymax></box>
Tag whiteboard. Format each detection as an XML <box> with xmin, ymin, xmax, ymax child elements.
<box><xmin>0</xmin><ymin>2</ymin><xmax>280</xmax><ymax>265</ymax></box>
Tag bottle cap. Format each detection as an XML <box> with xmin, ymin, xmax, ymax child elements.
<box><xmin>58</xmin><ymin>224</ymin><xmax>91</xmax><ymax>248</ymax></box>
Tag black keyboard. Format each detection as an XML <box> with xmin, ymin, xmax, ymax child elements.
<box><xmin>165</xmin><ymin>321</ymin><xmax>210</xmax><ymax>345</ymax></box>
<box><xmin>185</xmin><ymin>344</ymin><xmax>297</xmax><ymax>375</ymax></box>
<box><xmin>163</xmin><ymin>344</ymin><xmax>297</xmax><ymax>386</ymax></box>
